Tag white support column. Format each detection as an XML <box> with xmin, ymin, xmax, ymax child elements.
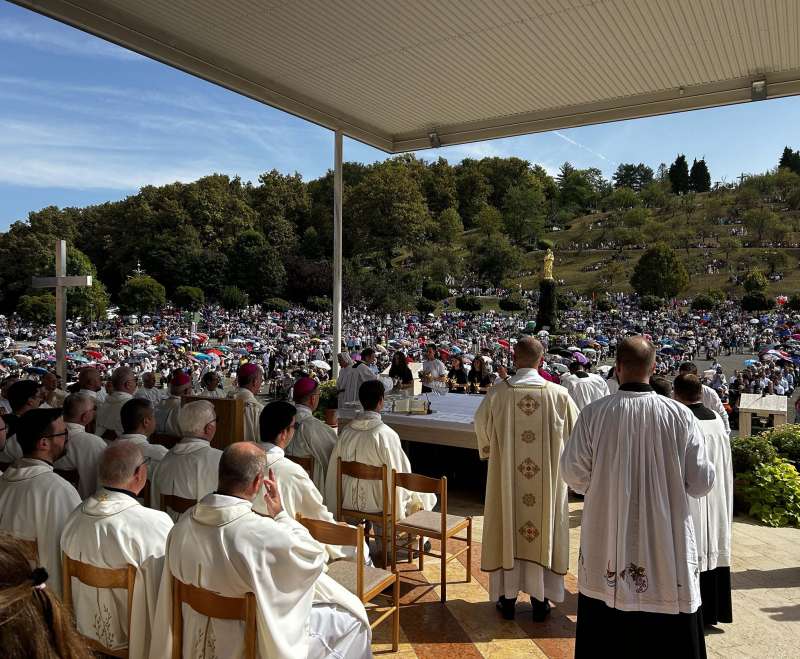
<box><xmin>332</xmin><ymin>130</ymin><xmax>343</xmax><ymax>378</ymax></box>
<box><xmin>55</xmin><ymin>240</ymin><xmax>67</xmax><ymax>384</ymax></box>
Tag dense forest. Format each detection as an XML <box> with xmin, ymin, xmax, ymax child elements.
<box><xmin>3</xmin><ymin>146</ymin><xmax>800</xmax><ymax>321</ymax></box>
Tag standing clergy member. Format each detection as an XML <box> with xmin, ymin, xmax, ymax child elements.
<box><xmin>150</xmin><ymin>400</ymin><xmax>222</xmax><ymax>519</ymax></box>
<box><xmin>285</xmin><ymin>377</ymin><xmax>337</xmax><ymax>493</ymax></box>
<box><xmin>135</xmin><ymin>372</ymin><xmax>165</xmax><ymax>406</ymax></box>
<box><xmin>561</xmin><ymin>360</ymin><xmax>610</xmax><ymax>411</ymax></box>
<box><xmin>61</xmin><ymin>441</ymin><xmax>173</xmax><ymax>659</ymax></box>
<box><xmin>475</xmin><ymin>336</ymin><xmax>579</xmax><ymax>621</ymax></box>
<box><xmin>56</xmin><ymin>393</ymin><xmax>107</xmax><ymax>498</ymax></box>
<box><xmin>679</xmin><ymin>362</ymin><xmax>731</xmax><ymax>435</ymax></box>
<box><xmin>0</xmin><ymin>408</ymin><xmax>81</xmax><ymax>597</ymax></box>
<box><xmin>155</xmin><ymin>369</ymin><xmax>191</xmax><ymax>438</ymax></box>
<box><xmin>96</xmin><ymin>367</ymin><xmax>138</xmax><ymax>440</ymax></box>
<box><xmin>335</xmin><ymin>352</ymin><xmax>357</xmax><ymax>408</ymax></box>
<box><xmin>561</xmin><ymin>337</ymin><xmax>715</xmax><ymax>658</ymax></box>
<box><xmin>339</xmin><ymin>349</ymin><xmax>377</xmax><ymax>405</ymax></box>
<box><xmin>673</xmin><ymin>373</ymin><xmax>734</xmax><ymax>627</ymax></box>
<box><xmin>0</xmin><ymin>379</ymin><xmax>43</xmax><ymax>464</ymax></box>
<box><xmin>149</xmin><ymin>443</ymin><xmax>371</xmax><ymax>659</ymax></box>
<box><xmin>229</xmin><ymin>363</ymin><xmax>264</xmax><ymax>442</ymax></box>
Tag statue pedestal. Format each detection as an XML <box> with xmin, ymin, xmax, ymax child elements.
<box><xmin>536</xmin><ymin>279</ymin><xmax>557</xmax><ymax>332</ymax></box>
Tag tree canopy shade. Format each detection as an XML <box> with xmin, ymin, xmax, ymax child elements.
<box><xmin>173</xmin><ymin>285</ymin><xmax>204</xmax><ymax>311</ymax></box>
<box><xmin>630</xmin><ymin>243</ymin><xmax>689</xmax><ymax>299</ymax></box>
<box><xmin>118</xmin><ymin>275</ymin><xmax>166</xmax><ymax>315</ymax></box>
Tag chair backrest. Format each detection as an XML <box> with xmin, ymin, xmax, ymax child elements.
<box><xmin>182</xmin><ymin>396</ymin><xmax>244</xmax><ymax>449</ymax></box>
<box><xmin>54</xmin><ymin>468</ymin><xmax>80</xmax><ymax>490</ymax></box>
<box><xmin>337</xmin><ymin>458</ymin><xmax>388</xmax><ymax>520</ymax></box>
<box><xmin>171</xmin><ymin>577</ymin><xmax>257</xmax><ymax>659</ymax></box>
<box><xmin>160</xmin><ymin>493</ymin><xmax>196</xmax><ymax>515</ymax></box>
<box><xmin>392</xmin><ymin>471</ymin><xmax>448</xmax><ymax>534</ymax></box>
<box><xmin>61</xmin><ymin>554</ymin><xmax>136</xmax><ymax>658</ymax></box>
<box><xmin>286</xmin><ymin>454</ymin><xmax>314</xmax><ymax>480</ymax></box>
<box><xmin>296</xmin><ymin>515</ymin><xmax>365</xmax><ymax>598</ymax></box>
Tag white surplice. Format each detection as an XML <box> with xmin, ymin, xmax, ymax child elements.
<box><xmin>702</xmin><ymin>384</ymin><xmax>731</xmax><ymax>435</ymax></box>
<box><xmin>562</xmin><ymin>372</ymin><xmax>610</xmax><ymax>411</ymax></box>
<box><xmin>60</xmin><ymin>488</ymin><xmax>173</xmax><ymax>659</ymax></box>
<box><xmin>135</xmin><ymin>387</ymin><xmax>165</xmax><ymax>406</ymax></box>
<box><xmin>688</xmin><ymin>411</ymin><xmax>733</xmax><ymax>572</ymax></box>
<box><xmin>148</xmin><ymin>494</ymin><xmax>370</xmax><ymax>659</ymax></box>
<box><xmin>561</xmin><ymin>388</ymin><xmax>716</xmax><ymax>614</ymax></box>
<box><xmin>229</xmin><ymin>388</ymin><xmax>264</xmax><ymax>442</ymax></box>
<box><xmin>338</xmin><ymin>364</ymin><xmax>376</xmax><ymax>406</ymax></box>
<box><xmin>149</xmin><ymin>437</ymin><xmax>222</xmax><ymax>519</ymax></box>
<box><xmin>154</xmin><ymin>396</ymin><xmax>182</xmax><ymax>438</ymax></box>
<box><xmin>285</xmin><ymin>404</ymin><xmax>337</xmax><ymax>493</ymax></box>
<box><xmin>118</xmin><ymin>433</ymin><xmax>169</xmax><ymax>506</ymax></box>
<box><xmin>0</xmin><ymin>458</ymin><xmax>81</xmax><ymax>596</ymax></box>
<box><xmin>324</xmin><ymin>411</ymin><xmax>436</xmax><ymax>519</ymax></box>
<box><xmin>96</xmin><ymin>391</ymin><xmax>134</xmax><ymax>437</ymax></box>
<box><xmin>55</xmin><ymin>422</ymin><xmax>107</xmax><ymax>498</ymax></box>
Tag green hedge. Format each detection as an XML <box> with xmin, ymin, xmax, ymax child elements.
<box><xmin>455</xmin><ymin>295</ymin><xmax>482</xmax><ymax>312</ymax></box>
<box><xmin>740</xmin><ymin>458</ymin><xmax>800</xmax><ymax>527</ymax></box>
<box><xmin>731</xmin><ymin>434</ymin><xmax>778</xmax><ymax>476</ymax></box>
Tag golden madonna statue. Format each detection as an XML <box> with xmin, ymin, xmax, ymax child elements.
<box><xmin>543</xmin><ymin>248</ymin><xmax>554</xmax><ymax>280</ymax></box>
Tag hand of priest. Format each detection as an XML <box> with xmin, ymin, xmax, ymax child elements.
<box><xmin>262</xmin><ymin>468</ymin><xmax>283</xmax><ymax>517</ymax></box>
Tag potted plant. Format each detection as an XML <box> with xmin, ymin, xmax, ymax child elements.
<box><xmin>315</xmin><ymin>379</ymin><xmax>339</xmax><ymax>427</ymax></box>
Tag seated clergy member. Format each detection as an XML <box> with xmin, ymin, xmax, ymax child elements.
<box><xmin>325</xmin><ymin>380</ymin><xmax>436</xmax><ymax>526</ymax></box>
<box><xmin>96</xmin><ymin>367</ymin><xmax>138</xmax><ymax>440</ymax></box>
<box><xmin>77</xmin><ymin>366</ymin><xmax>107</xmax><ymax>404</ymax></box>
<box><xmin>134</xmin><ymin>372</ymin><xmax>165</xmax><ymax>406</ymax></box>
<box><xmin>0</xmin><ymin>408</ymin><xmax>81</xmax><ymax>597</ymax></box>
<box><xmin>61</xmin><ymin>441</ymin><xmax>173</xmax><ymax>659</ymax></box>
<box><xmin>150</xmin><ymin>400</ymin><xmax>222</xmax><ymax>519</ymax></box>
<box><xmin>155</xmin><ymin>369</ymin><xmax>192</xmax><ymax>438</ymax></box>
<box><xmin>200</xmin><ymin>370</ymin><xmax>226</xmax><ymax>398</ymax></box>
<box><xmin>673</xmin><ymin>374</ymin><xmax>734</xmax><ymax>627</ymax></box>
<box><xmin>119</xmin><ymin>398</ymin><xmax>168</xmax><ymax>506</ymax></box>
<box><xmin>0</xmin><ymin>379</ymin><xmax>44</xmax><ymax>463</ymax></box>
<box><xmin>284</xmin><ymin>377</ymin><xmax>337</xmax><ymax>493</ymax></box>
<box><xmin>149</xmin><ymin>443</ymin><xmax>371</xmax><ymax>659</ymax></box>
<box><xmin>229</xmin><ymin>363</ymin><xmax>264</xmax><ymax>442</ymax></box>
<box><xmin>55</xmin><ymin>393</ymin><xmax>107</xmax><ymax>498</ymax></box>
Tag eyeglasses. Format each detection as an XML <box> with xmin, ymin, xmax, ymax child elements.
<box><xmin>43</xmin><ymin>430</ymin><xmax>68</xmax><ymax>440</ymax></box>
<box><xmin>136</xmin><ymin>457</ymin><xmax>151</xmax><ymax>471</ymax></box>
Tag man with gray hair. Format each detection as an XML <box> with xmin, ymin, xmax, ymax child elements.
<box><xmin>96</xmin><ymin>366</ymin><xmax>138</xmax><ymax>440</ymax></box>
<box><xmin>61</xmin><ymin>441</ymin><xmax>173</xmax><ymax>659</ymax></box>
<box><xmin>134</xmin><ymin>372</ymin><xmax>164</xmax><ymax>406</ymax></box>
<box><xmin>149</xmin><ymin>442</ymin><xmax>371</xmax><ymax>659</ymax></box>
<box><xmin>54</xmin><ymin>392</ymin><xmax>107</xmax><ymax>498</ymax></box>
<box><xmin>149</xmin><ymin>400</ymin><xmax>222</xmax><ymax>520</ymax></box>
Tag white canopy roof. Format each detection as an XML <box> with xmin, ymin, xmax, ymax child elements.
<box><xmin>14</xmin><ymin>0</ymin><xmax>800</xmax><ymax>152</ymax></box>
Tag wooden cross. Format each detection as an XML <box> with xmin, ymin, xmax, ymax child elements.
<box><xmin>31</xmin><ymin>240</ymin><xmax>91</xmax><ymax>383</ymax></box>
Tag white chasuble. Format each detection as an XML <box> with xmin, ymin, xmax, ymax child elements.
<box><xmin>562</xmin><ymin>373</ymin><xmax>610</xmax><ymax>411</ymax></box>
<box><xmin>284</xmin><ymin>405</ymin><xmax>337</xmax><ymax>493</ymax></box>
<box><xmin>0</xmin><ymin>458</ymin><xmax>81</xmax><ymax>596</ymax></box>
<box><xmin>148</xmin><ymin>494</ymin><xmax>369</xmax><ymax>659</ymax></box>
<box><xmin>61</xmin><ymin>489</ymin><xmax>173</xmax><ymax>658</ymax></box>
<box><xmin>229</xmin><ymin>388</ymin><xmax>264</xmax><ymax>442</ymax></box>
<box><xmin>56</xmin><ymin>422</ymin><xmax>107</xmax><ymax>498</ymax></box>
<box><xmin>475</xmin><ymin>369</ymin><xmax>577</xmax><ymax>583</ymax></box>
<box><xmin>689</xmin><ymin>413</ymin><xmax>733</xmax><ymax>572</ymax></box>
<box><xmin>96</xmin><ymin>391</ymin><xmax>134</xmax><ymax>438</ymax></box>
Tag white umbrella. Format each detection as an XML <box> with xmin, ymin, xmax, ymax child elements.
<box><xmin>311</xmin><ymin>359</ymin><xmax>331</xmax><ymax>371</ymax></box>
<box><xmin>749</xmin><ymin>318</ymin><xmax>760</xmax><ymax>325</ymax></box>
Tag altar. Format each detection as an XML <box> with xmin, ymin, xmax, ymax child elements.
<box><xmin>337</xmin><ymin>393</ymin><xmax>482</xmax><ymax>451</ymax></box>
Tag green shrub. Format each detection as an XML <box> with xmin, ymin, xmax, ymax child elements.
<box><xmin>537</xmin><ymin>238</ymin><xmax>555</xmax><ymax>251</ymax></box>
<box><xmin>787</xmin><ymin>294</ymin><xmax>800</xmax><ymax>311</ymax></box>
<box><xmin>741</xmin><ymin>292</ymin><xmax>770</xmax><ymax>311</ymax></box>
<box><xmin>422</xmin><ymin>281</ymin><xmax>449</xmax><ymax>301</ymax></box>
<box><xmin>306</xmin><ymin>296</ymin><xmax>332</xmax><ymax>312</ymax></box>
<box><xmin>740</xmin><ymin>458</ymin><xmax>800</xmax><ymax>527</ymax></box>
<box><xmin>263</xmin><ymin>297</ymin><xmax>290</xmax><ymax>312</ymax></box>
<box><xmin>691</xmin><ymin>293</ymin><xmax>719</xmax><ymax>310</ymax></box>
<box><xmin>498</xmin><ymin>293</ymin><xmax>526</xmax><ymax>312</ymax></box>
<box><xmin>638</xmin><ymin>294</ymin><xmax>663</xmax><ymax>311</ymax></box>
<box><xmin>455</xmin><ymin>295</ymin><xmax>482</xmax><ymax>312</ymax></box>
<box><xmin>416</xmin><ymin>297</ymin><xmax>437</xmax><ymax>314</ymax></box>
<box><xmin>595</xmin><ymin>298</ymin><xmax>613</xmax><ymax>312</ymax></box>
<box><xmin>760</xmin><ymin>424</ymin><xmax>800</xmax><ymax>465</ymax></box>
<box><xmin>730</xmin><ymin>434</ymin><xmax>778</xmax><ymax>476</ymax></box>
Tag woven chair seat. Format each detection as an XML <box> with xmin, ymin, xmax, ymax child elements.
<box><xmin>398</xmin><ymin>510</ymin><xmax>466</xmax><ymax>534</ymax></box>
<box><xmin>326</xmin><ymin>560</ymin><xmax>393</xmax><ymax>596</ymax></box>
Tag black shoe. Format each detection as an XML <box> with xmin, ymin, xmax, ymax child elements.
<box><xmin>531</xmin><ymin>597</ymin><xmax>551</xmax><ymax>622</ymax></box>
<box><xmin>423</xmin><ymin>540</ymin><xmax>432</xmax><ymax>552</ymax></box>
<box><xmin>496</xmin><ymin>596</ymin><xmax>516</xmax><ymax>620</ymax></box>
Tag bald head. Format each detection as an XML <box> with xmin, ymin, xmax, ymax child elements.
<box><xmin>78</xmin><ymin>367</ymin><xmax>102</xmax><ymax>392</ymax></box>
<box><xmin>218</xmin><ymin>442</ymin><xmax>266</xmax><ymax>498</ymax></box>
<box><xmin>99</xmin><ymin>440</ymin><xmax>146</xmax><ymax>493</ymax></box>
<box><xmin>111</xmin><ymin>367</ymin><xmax>137</xmax><ymax>393</ymax></box>
<box><xmin>616</xmin><ymin>336</ymin><xmax>656</xmax><ymax>383</ymax></box>
<box><xmin>513</xmin><ymin>337</ymin><xmax>544</xmax><ymax>369</ymax></box>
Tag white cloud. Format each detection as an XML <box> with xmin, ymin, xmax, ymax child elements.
<box><xmin>0</xmin><ymin>20</ymin><xmax>142</xmax><ymax>61</ymax></box>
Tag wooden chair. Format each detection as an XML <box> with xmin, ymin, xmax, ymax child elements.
<box><xmin>286</xmin><ymin>454</ymin><xmax>314</xmax><ymax>480</ymax></box>
<box><xmin>336</xmin><ymin>458</ymin><xmax>391</xmax><ymax>568</ymax></box>
<box><xmin>160</xmin><ymin>493</ymin><xmax>196</xmax><ymax>516</ymax></box>
<box><xmin>171</xmin><ymin>577</ymin><xmax>257</xmax><ymax>659</ymax></box>
<box><xmin>296</xmin><ymin>515</ymin><xmax>400</xmax><ymax>652</ymax></box>
<box><xmin>392</xmin><ymin>472</ymin><xmax>472</xmax><ymax>603</ymax></box>
<box><xmin>61</xmin><ymin>554</ymin><xmax>136</xmax><ymax>658</ymax></box>
<box><xmin>55</xmin><ymin>468</ymin><xmax>80</xmax><ymax>491</ymax></box>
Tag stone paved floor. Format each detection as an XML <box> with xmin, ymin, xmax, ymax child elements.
<box><xmin>367</xmin><ymin>495</ymin><xmax>800</xmax><ymax>658</ymax></box>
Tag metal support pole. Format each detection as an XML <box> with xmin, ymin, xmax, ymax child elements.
<box><xmin>332</xmin><ymin>130</ymin><xmax>343</xmax><ymax>379</ymax></box>
<box><xmin>55</xmin><ymin>240</ymin><xmax>67</xmax><ymax>384</ymax></box>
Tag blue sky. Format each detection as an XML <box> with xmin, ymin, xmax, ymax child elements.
<box><xmin>1</xmin><ymin>1</ymin><xmax>800</xmax><ymax>230</ymax></box>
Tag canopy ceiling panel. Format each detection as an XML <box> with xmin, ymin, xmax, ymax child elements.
<box><xmin>14</xmin><ymin>0</ymin><xmax>800</xmax><ymax>152</ymax></box>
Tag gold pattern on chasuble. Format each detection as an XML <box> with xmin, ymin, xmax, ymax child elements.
<box><xmin>517</xmin><ymin>393</ymin><xmax>540</xmax><ymax>416</ymax></box>
<box><xmin>518</xmin><ymin>520</ymin><xmax>540</xmax><ymax>543</ymax></box>
<box><xmin>522</xmin><ymin>493</ymin><xmax>536</xmax><ymax>506</ymax></box>
<box><xmin>481</xmin><ymin>443</ymin><xmax>490</xmax><ymax>457</ymax></box>
<box><xmin>517</xmin><ymin>457</ymin><xmax>541</xmax><ymax>479</ymax></box>
<box><xmin>520</xmin><ymin>430</ymin><xmax>536</xmax><ymax>443</ymax></box>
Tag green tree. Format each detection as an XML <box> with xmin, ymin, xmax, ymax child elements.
<box><xmin>778</xmin><ymin>146</ymin><xmax>800</xmax><ymax>175</ymax></box>
<box><xmin>689</xmin><ymin>158</ymin><xmax>711</xmax><ymax>192</ymax></box>
<box><xmin>422</xmin><ymin>158</ymin><xmax>458</xmax><ymax>217</ymax></box>
<box><xmin>468</xmin><ymin>233</ymin><xmax>523</xmax><ymax>287</ymax></box>
<box><xmin>668</xmin><ymin>155</ymin><xmax>690</xmax><ymax>194</ymax></box>
<box><xmin>719</xmin><ymin>236</ymin><xmax>742</xmax><ymax>265</ymax></box>
<box><xmin>455</xmin><ymin>159</ymin><xmax>491</xmax><ymax>228</ymax></box>
<box><xmin>476</xmin><ymin>204</ymin><xmax>504</xmax><ymax>237</ymax></box>
<box><xmin>220</xmin><ymin>285</ymin><xmax>249</xmax><ymax>310</ymax></box>
<box><xmin>502</xmin><ymin>182</ymin><xmax>545</xmax><ymax>245</ymax></box>
<box><xmin>605</xmin><ymin>187</ymin><xmax>640</xmax><ymax>211</ymax></box>
<box><xmin>630</xmin><ymin>243</ymin><xmax>689</xmax><ymax>298</ymax></box>
<box><xmin>228</xmin><ymin>230</ymin><xmax>286</xmax><ymax>303</ymax></box>
<box><xmin>612</xmin><ymin>163</ymin><xmax>653</xmax><ymax>191</ymax></box>
<box><xmin>173</xmin><ymin>285</ymin><xmax>205</xmax><ymax>310</ymax></box>
<box><xmin>17</xmin><ymin>293</ymin><xmax>56</xmax><ymax>325</ymax></box>
<box><xmin>603</xmin><ymin>260</ymin><xmax>625</xmax><ymax>289</ymax></box>
<box><xmin>118</xmin><ymin>275</ymin><xmax>166</xmax><ymax>315</ymax></box>
<box><xmin>743</xmin><ymin>208</ymin><xmax>782</xmax><ymax>245</ymax></box>
<box><xmin>437</xmin><ymin>207</ymin><xmax>464</xmax><ymax>242</ymax></box>
<box><xmin>743</xmin><ymin>268</ymin><xmax>768</xmax><ymax>294</ymax></box>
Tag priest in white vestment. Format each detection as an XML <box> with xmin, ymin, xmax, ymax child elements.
<box><xmin>0</xmin><ymin>408</ymin><xmax>81</xmax><ymax>597</ymax></box>
<box><xmin>0</xmin><ymin>379</ymin><xmax>44</xmax><ymax>465</ymax></box>
<box><xmin>96</xmin><ymin>367</ymin><xmax>138</xmax><ymax>440</ymax></box>
<box><xmin>150</xmin><ymin>400</ymin><xmax>222</xmax><ymax>519</ymax></box>
<box><xmin>679</xmin><ymin>362</ymin><xmax>731</xmax><ymax>435</ymax></box>
<box><xmin>61</xmin><ymin>441</ymin><xmax>173</xmax><ymax>658</ymax></box>
<box><xmin>135</xmin><ymin>372</ymin><xmax>165</xmax><ymax>406</ymax></box>
<box><xmin>561</xmin><ymin>361</ymin><xmax>610</xmax><ymax>411</ymax></box>
<box><xmin>325</xmin><ymin>380</ymin><xmax>436</xmax><ymax>547</ymax></box>
<box><xmin>119</xmin><ymin>398</ymin><xmax>169</xmax><ymax>505</ymax></box>
<box><xmin>149</xmin><ymin>443</ymin><xmax>371</xmax><ymax>659</ymax></box>
<box><xmin>338</xmin><ymin>352</ymin><xmax>376</xmax><ymax>406</ymax></box>
<box><xmin>285</xmin><ymin>377</ymin><xmax>337</xmax><ymax>492</ymax></box>
<box><xmin>200</xmin><ymin>370</ymin><xmax>226</xmax><ymax>398</ymax></box>
<box><xmin>673</xmin><ymin>374</ymin><xmax>734</xmax><ymax>626</ymax></box>
<box><xmin>561</xmin><ymin>337</ymin><xmax>715</xmax><ymax>658</ymax></box>
<box><xmin>475</xmin><ymin>337</ymin><xmax>579</xmax><ymax>621</ymax></box>
<box><xmin>228</xmin><ymin>363</ymin><xmax>264</xmax><ymax>442</ymax></box>
<box><xmin>56</xmin><ymin>393</ymin><xmax>107</xmax><ymax>498</ymax></box>
<box><xmin>155</xmin><ymin>369</ymin><xmax>192</xmax><ymax>438</ymax></box>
